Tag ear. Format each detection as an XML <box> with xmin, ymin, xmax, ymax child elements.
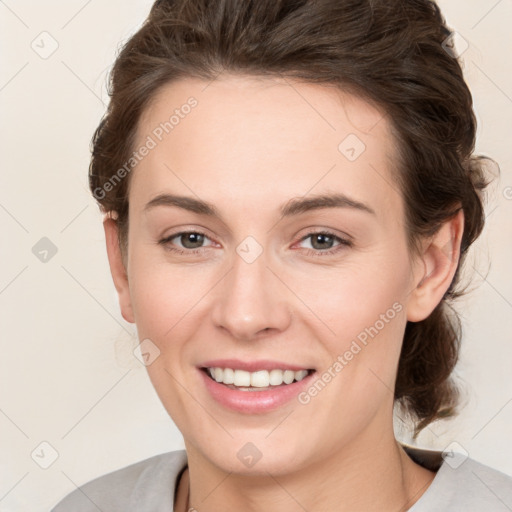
<box><xmin>103</xmin><ymin>217</ymin><xmax>135</xmax><ymax>324</ymax></box>
<box><xmin>406</xmin><ymin>209</ymin><xmax>465</xmax><ymax>322</ymax></box>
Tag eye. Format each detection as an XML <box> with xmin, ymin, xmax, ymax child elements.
<box><xmin>159</xmin><ymin>230</ymin><xmax>215</xmax><ymax>254</ymax></box>
<box><xmin>158</xmin><ymin>229</ymin><xmax>352</xmax><ymax>257</ymax></box>
<box><xmin>296</xmin><ymin>230</ymin><xmax>352</xmax><ymax>256</ymax></box>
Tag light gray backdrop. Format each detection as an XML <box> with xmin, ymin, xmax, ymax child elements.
<box><xmin>1</xmin><ymin>1</ymin><xmax>511</xmax><ymax>510</ymax></box>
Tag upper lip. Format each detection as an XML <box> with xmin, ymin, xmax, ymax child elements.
<box><xmin>199</xmin><ymin>359</ymin><xmax>313</xmax><ymax>372</ymax></box>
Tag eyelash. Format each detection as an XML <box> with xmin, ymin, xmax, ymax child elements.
<box><xmin>158</xmin><ymin>229</ymin><xmax>352</xmax><ymax>257</ymax></box>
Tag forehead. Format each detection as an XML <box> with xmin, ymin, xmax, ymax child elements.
<box><xmin>131</xmin><ymin>75</ymin><xmax>402</xmax><ymax>221</ymax></box>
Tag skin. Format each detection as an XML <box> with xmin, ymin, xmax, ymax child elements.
<box><xmin>104</xmin><ymin>75</ymin><xmax>464</xmax><ymax>511</ymax></box>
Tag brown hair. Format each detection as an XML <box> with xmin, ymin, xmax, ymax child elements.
<box><xmin>89</xmin><ymin>0</ymin><xmax>491</xmax><ymax>435</ymax></box>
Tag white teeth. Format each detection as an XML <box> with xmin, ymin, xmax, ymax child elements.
<box><xmin>250</xmin><ymin>370</ymin><xmax>269</xmax><ymax>388</ymax></box>
<box><xmin>206</xmin><ymin>367</ymin><xmax>311</xmax><ymax>388</ymax></box>
<box><xmin>269</xmin><ymin>369</ymin><xmax>284</xmax><ymax>386</ymax></box>
<box><xmin>222</xmin><ymin>367</ymin><xmax>235</xmax><ymax>384</ymax></box>
<box><xmin>295</xmin><ymin>369</ymin><xmax>308</xmax><ymax>382</ymax></box>
<box><xmin>283</xmin><ymin>370</ymin><xmax>295</xmax><ymax>384</ymax></box>
<box><xmin>214</xmin><ymin>367</ymin><xmax>223</xmax><ymax>382</ymax></box>
<box><xmin>233</xmin><ymin>369</ymin><xmax>251</xmax><ymax>387</ymax></box>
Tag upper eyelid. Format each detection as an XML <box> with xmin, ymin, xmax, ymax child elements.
<box><xmin>157</xmin><ymin>217</ymin><xmax>354</xmax><ymax>241</ymax></box>
<box><xmin>295</xmin><ymin>232</ymin><xmax>352</xmax><ymax>250</ymax></box>
<box><xmin>162</xmin><ymin>230</ymin><xmax>215</xmax><ymax>246</ymax></box>
<box><xmin>298</xmin><ymin>230</ymin><xmax>348</xmax><ymax>241</ymax></box>
<box><xmin>160</xmin><ymin>227</ymin><xmax>215</xmax><ymax>241</ymax></box>
<box><xmin>162</xmin><ymin>229</ymin><xmax>351</xmax><ymax>248</ymax></box>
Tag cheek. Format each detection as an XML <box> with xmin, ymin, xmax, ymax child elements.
<box><xmin>287</xmin><ymin>261</ymin><xmax>410</xmax><ymax>440</ymax></box>
<box><xmin>127</xmin><ymin>246</ymin><xmax>206</xmax><ymax>342</ymax></box>
<box><xmin>295</xmin><ymin>252</ymin><xmax>410</xmax><ymax>339</ymax></box>
<box><xmin>290</xmin><ymin>245</ymin><xmax>412</xmax><ymax>394</ymax></box>
<box><xmin>127</xmin><ymin>257</ymin><xmax>207</xmax><ymax>425</ymax></box>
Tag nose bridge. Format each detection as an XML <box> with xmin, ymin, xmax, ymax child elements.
<box><xmin>212</xmin><ymin>240</ymin><xmax>291</xmax><ymax>340</ymax></box>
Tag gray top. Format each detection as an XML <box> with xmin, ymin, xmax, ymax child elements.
<box><xmin>51</xmin><ymin>446</ymin><xmax>512</xmax><ymax>511</ymax></box>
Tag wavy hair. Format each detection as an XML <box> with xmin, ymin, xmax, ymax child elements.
<box><xmin>89</xmin><ymin>0</ymin><xmax>492</xmax><ymax>435</ymax></box>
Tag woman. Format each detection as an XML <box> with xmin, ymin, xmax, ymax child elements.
<box><xmin>52</xmin><ymin>0</ymin><xmax>512</xmax><ymax>510</ymax></box>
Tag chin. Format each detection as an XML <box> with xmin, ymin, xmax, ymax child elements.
<box><xmin>194</xmin><ymin>437</ymin><xmax>311</xmax><ymax>477</ymax></box>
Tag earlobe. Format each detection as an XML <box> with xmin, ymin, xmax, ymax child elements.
<box><xmin>406</xmin><ymin>210</ymin><xmax>465</xmax><ymax>322</ymax></box>
<box><xmin>103</xmin><ymin>217</ymin><xmax>135</xmax><ymax>324</ymax></box>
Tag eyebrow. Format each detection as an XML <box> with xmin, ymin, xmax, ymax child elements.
<box><xmin>143</xmin><ymin>192</ymin><xmax>375</xmax><ymax>218</ymax></box>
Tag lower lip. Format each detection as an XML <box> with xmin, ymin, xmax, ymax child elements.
<box><xmin>198</xmin><ymin>368</ymin><xmax>315</xmax><ymax>414</ymax></box>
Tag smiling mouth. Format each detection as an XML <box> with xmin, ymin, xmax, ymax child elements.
<box><xmin>201</xmin><ymin>367</ymin><xmax>316</xmax><ymax>391</ymax></box>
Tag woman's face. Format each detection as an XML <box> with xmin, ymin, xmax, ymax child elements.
<box><xmin>118</xmin><ymin>75</ymin><xmax>425</xmax><ymax>474</ymax></box>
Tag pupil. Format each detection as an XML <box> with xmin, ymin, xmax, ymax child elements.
<box><xmin>183</xmin><ymin>233</ymin><xmax>204</xmax><ymax>249</ymax></box>
<box><xmin>312</xmin><ymin>234</ymin><xmax>333</xmax><ymax>250</ymax></box>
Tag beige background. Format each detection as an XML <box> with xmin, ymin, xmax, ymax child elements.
<box><xmin>1</xmin><ymin>1</ymin><xmax>511</xmax><ymax>510</ymax></box>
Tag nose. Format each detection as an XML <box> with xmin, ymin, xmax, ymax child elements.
<box><xmin>211</xmin><ymin>244</ymin><xmax>292</xmax><ymax>341</ymax></box>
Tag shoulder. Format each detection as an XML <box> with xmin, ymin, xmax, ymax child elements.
<box><xmin>404</xmin><ymin>445</ymin><xmax>512</xmax><ymax>511</ymax></box>
<box><xmin>437</xmin><ymin>455</ymin><xmax>512</xmax><ymax>509</ymax></box>
<box><xmin>50</xmin><ymin>449</ymin><xmax>188</xmax><ymax>512</ymax></box>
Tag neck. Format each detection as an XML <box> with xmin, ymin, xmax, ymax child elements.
<box><xmin>176</xmin><ymin>427</ymin><xmax>435</xmax><ymax>512</ymax></box>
